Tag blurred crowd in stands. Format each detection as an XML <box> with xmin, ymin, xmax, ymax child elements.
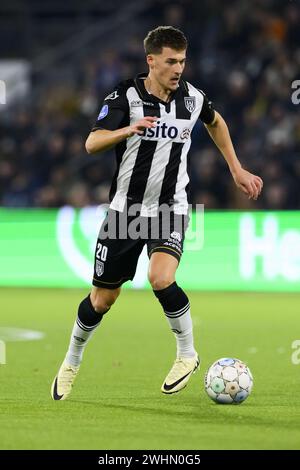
<box><xmin>0</xmin><ymin>0</ymin><xmax>299</xmax><ymax>209</ymax></box>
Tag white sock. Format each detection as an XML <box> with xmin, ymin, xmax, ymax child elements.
<box><xmin>65</xmin><ymin>317</ymin><xmax>99</xmax><ymax>367</ymax></box>
<box><xmin>164</xmin><ymin>304</ymin><xmax>196</xmax><ymax>358</ymax></box>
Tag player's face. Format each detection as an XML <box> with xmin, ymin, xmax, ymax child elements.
<box><xmin>147</xmin><ymin>47</ymin><xmax>186</xmax><ymax>91</ymax></box>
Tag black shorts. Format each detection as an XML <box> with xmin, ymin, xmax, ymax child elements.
<box><xmin>92</xmin><ymin>208</ymin><xmax>189</xmax><ymax>289</ymax></box>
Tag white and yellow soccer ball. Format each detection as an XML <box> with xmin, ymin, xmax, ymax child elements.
<box><xmin>204</xmin><ymin>358</ymin><xmax>253</xmax><ymax>404</ymax></box>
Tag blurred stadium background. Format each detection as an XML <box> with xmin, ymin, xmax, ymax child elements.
<box><xmin>0</xmin><ymin>0</ymin><xmax>299</xmax><ymax>210</ymax></box>
<box><xmin>0</xmin><ymin>0</ymin><xmax>300</xmax><ymax>451</ymax></box>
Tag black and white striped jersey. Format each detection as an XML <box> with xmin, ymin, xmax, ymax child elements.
<box><xmin>92</xmin><ymin>72</ymin><xmax>215</xmax><ymax>216</ymax></box>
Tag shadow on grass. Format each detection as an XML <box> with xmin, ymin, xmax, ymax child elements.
<box><xmin>69</xmin><ymin>397</ymin><xmax>300</xmax><ymax>432</ymax></box>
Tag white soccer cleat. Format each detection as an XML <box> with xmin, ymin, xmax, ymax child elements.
<box><xmin>51</xmin><ymin>360</ymin><xmax>80</xmax><ymax>401</ymax></box>
<box><xmin>161</xmin><ymin>354</ymin><xmax>200</xmax><ymax>394</ymax></box>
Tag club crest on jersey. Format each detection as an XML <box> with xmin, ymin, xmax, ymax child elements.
<box><xmin>184</xmin><ymin>96</ymin><xmax>196</xmax><ymax>113</ymax></box>
<box><xmin>104</xmin><ymin>91</ymin><xmax>119</xmax><ymax>101</ymax></box>
<box><xmin>96</xmin><ymin>260</ymin><xmax>104</xmax><ymax>277</ymax></box>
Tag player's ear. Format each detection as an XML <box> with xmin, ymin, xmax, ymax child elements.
<box><xmin>146</xmin><ymin>54</ymin><xmax>155</xmax><ymax>69</ymax></box>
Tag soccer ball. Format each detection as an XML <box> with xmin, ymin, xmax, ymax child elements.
<box><xmin>204</xmin><ymin>358</ymin><xmax>253</xmax><ymax>404</ymax></box>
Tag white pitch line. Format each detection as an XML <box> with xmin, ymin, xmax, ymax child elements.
<box><xmin>0</xmin><ymin>327</ymin><xmax>45</xmax><ymax>342</ymax></box>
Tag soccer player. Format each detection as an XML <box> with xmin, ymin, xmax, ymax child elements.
<box><xmin>51</xmin><ymin>26</ymin><xmax>263</xmax><ymax>400</ymax></box>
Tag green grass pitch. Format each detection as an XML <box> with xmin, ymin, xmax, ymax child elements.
<box><xmin>0</xmin><ymin>287</ymin><xmax>300</xmax><ymax>450</ymax></box>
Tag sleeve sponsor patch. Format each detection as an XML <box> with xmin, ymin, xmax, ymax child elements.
<box><xmin>97</xmin><ymin>104</ymin><xmax>109</xmax><ymax>120</ymax></box>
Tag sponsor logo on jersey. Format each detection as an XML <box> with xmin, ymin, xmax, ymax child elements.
<box><xmin>184</xmin><ymin>96</ymin><xmax>196</xmax><ymax>113</ymax></box>
<box><xmin>131</xmin><ymin>100</ymin><xmax>155</xmax><ymax>107</ymax></box>
<box><xmin>180</xmin><ymin>128</ymin><xmax>191</xmax><ymax>140</ymax></box>
<box><xmin>143</xmin><ymin>122</ymin><xmax>191</xmax><ymax>140</ymax></box>
<box><xmin>97</xmin><ymin>104</ymin><xmax>108</xmax><ymax>120</ymax></box>
<box><xmin>104</xmin><ymin>90</ymin><xmax>119</xmax><ymax>101</ymax></box>
<box><xmin>143</xmin><ymin>122</ymin><xmax>179</xmax><ymax>139</ymax></box>
<box><xmin>131</xmin><ymin>100</ymin><xmax>143</xmax><ymax>107</ymax></box>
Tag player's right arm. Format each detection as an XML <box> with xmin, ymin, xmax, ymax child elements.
<box><xmin>85</xmin><ymin>84</ymin><xmax>157</xmax><ymax>154</ymax></box>
<box><xmin>85</xmin><ymin>117</ymin><xmax>157</xmax><ymax>154</ymax></box>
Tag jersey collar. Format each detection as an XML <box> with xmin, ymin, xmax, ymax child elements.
<box><xmin>134</xmin><ymin>72</ymin><xmax>183</xmax><ymax>105</ymax></box>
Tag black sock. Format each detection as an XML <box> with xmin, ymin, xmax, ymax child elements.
<box><xmin>153</xmin><ymin>281</ymin><xmax>189</xmax><ymax>313</ymax></box>
<box><xmin>77</xmin><ymin>295</ymin><xmax>109</xmax><ymax>328</ymax></box>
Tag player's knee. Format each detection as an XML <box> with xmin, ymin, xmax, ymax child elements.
<box><xmin>90</xmin><ymin>287</ymin><xmax>120</xmax><ymax>313</ymax></box>
<box><xmin>148</xmin><ymin>273</ymin><xmax>174</xmax><ymax>291</ymax></box>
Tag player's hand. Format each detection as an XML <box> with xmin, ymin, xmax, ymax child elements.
<box><xmin>125</xmin><ymin>116</ymin><xmax>158</xmax><ymax>137</ymax></box>
<box><xmin>232</xmin><ymin>168</ymin><xmax>263</xmax><ymax>200</ymax></box>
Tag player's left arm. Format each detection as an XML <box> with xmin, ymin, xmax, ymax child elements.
<box><xmin>199</xmin><ymin>94</ymin><xmax>263</xmax><ymax>200</ymax></box>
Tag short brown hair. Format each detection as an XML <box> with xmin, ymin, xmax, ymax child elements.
<box><xmin>144</xmin><ymin>26</ymin><xmax>188</xmax><ymax>55</ymax></box>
